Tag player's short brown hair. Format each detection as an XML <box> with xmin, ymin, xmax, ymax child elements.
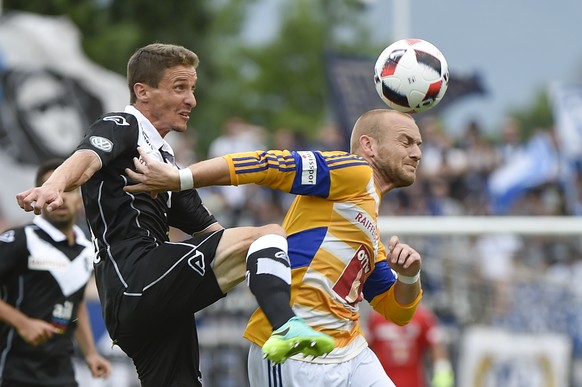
<box><xmin>127</xmin><ymin>43</ymin><xmax>199</xmax><ymax>104</ymax></box>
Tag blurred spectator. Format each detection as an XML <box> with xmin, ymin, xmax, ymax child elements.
<box><xmin>271</xmin><ymin>127</ymin><xmax>309</xmax><ymax>151</ymax></box>
<box><xmin>367</xmin><ymin>305</ymin><xmax>455</xmax><ymax>387</ymax></box>
<box><xmin>417</xmin><ymin>116</ymin><xmax>467</xmax><ymax>177</ymax></box>
<box><xmin>166</xmin><ymin>131</ymin><xmax>198</xmax><ymax>166</ymax></box>
<box><xmin>417</xmin><ymin>116</ymin><xmax>469</xmax><ymax>204</ymax></box>
<box><xmin>495</xmin><ymin>117</ymin><xmax>523</xmax><ymax>164</ymax></box>
<box><xmin>314</xmin><ymin>122</ymin><xmax>347</xmax><ymax>151</ymax></box>
<box><xmin>458</xmin><ymin>120</ymin><xmax>498</xmax><ymax>208</ymax></box>
<box><xmin>469</xmin><ymin>233</ymin><xmax>523</xmax><ymax>323</ymax></box>
<box><xmin>426</xmin><ymin>177</ymin><xmax>465</xmax><ymax>216</ymax></box>
<box><xmin>207</xmin><ymin>117</ymin><xmax>267</xmax><ymax>226</ymax></box>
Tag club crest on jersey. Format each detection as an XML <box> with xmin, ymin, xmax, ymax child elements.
<box><xmin>90</xmin><ymin>136</ymin><xmax>113</xmax><ymax>152</ymax></box>
<box><xmin>297</xmin><ymin>151</ymin><xmax>317</xmax><ymax>185</ymax></box>
<box><xmin>0</xmin><ymin>230</ymin><xmax>15</xmax><ymax>243</ymax></box>
<box><xmin>103</xmin><ymin>115</ymin><xmax>130</xmax><ymax>126</ymax></box>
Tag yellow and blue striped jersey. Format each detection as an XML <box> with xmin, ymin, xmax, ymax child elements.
<box><xmin>225</xmin><ymin>150</ymin><xmax>401</xmax><ymax>362</ymax></box>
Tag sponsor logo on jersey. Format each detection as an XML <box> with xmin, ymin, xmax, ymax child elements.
<box><xmin>51</xmin><ymin>300</ymin><xmax>74</xmax><ymax>333</ymax></box>
<box><xmin>274</xmin><ymin>250</ymin><xmax>290</xmax><ymax>264</ymax></box>
<box><xmin>354</xmin><ymin>211</ymin><xmax>377</xmax><ymax>237</ymax></box>
<box><xmin>28</xmin><ymin>255</ymin><xmax>70</xmax><ymax>270</ymax></box>
<box><xmin>187</xmin><ymin>250</ymin><xmax>206</xmax><ymax>276</ymax></box>
<box><xmin>297</xmin><ymin>151</ymin><xmax>317</xmax><ymax>185</ymax></box>
<box><xmin>0</xmin><ymin>230</ymin><xmax>15</xmax><ymax>243</ymax></box>
<box><xmin>103</xmin><ymin>115</ymin><xmax>130</xmax><ymax>126</ymax></box>
<box><xmin>89</xmin><ymin>227</ymin><xmax>101</xmax><ymax>264</ymax></box>
<box><xmin>142</xmin><ymin>129</ymin><xmax>153</xmax><ymax>149</ymax></box>
<box><xmin>89</xmin><ymin>136</ymin><xmax>113</xmax><ymax>152</ymax></box>
<box><xmin>333</xmin><ymin>244</ymin><xmax>371</xmax><ymax>305</ymax></box>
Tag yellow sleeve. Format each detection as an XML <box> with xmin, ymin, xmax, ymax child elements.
<box><xmin>369</xmin><ymin>285</ymin><xmax>423</xmax><ymax>326</ymax></box>
<box><xmin>223</xmin><ymin>150</ymin><xmax>372</xmax><ymax>200</ymax></box>
<box><xmin>223</xmin><ymin>150</ymin><xmax>297</xmax><ymax>192</ymax></box>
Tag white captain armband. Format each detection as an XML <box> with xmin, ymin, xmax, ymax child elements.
<box><xmin>397</xmin><ymin>271</ymin><xmax>420</xmax><ymax>284</ymax></box>
<box><xmin>179</xmin><ymin>168</ymin><xmax>194</xmax><ymax>191</ymax></box>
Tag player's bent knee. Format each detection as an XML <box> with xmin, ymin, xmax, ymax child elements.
<box><xmin>257</xmin><ymin>223</ymin><xmax>286</xmax><ymax>239</ymax></box>
<box><xmin>213</xmin><ymin>225</ymin><xmax>286</xmax><ymax>293</ymax></box>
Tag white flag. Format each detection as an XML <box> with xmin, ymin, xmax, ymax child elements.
<box><xmin>0</xmin><ymin>12</ymin><xmax>128</xmax><ymax>224</ymax></box>
<box><xmin>551</xmin><ymin>83</ymin><xmax>582</xmax><ymax>215</ymax></box>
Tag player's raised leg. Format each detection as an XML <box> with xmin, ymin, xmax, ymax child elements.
<box><xmin>212</xmin><ymin>225</ymin><xmax>335</xmax><ymax>363</ymax></box>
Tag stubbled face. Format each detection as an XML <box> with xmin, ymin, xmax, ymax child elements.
<box><xmin>375</xmin><ymin>115</ymin><xmax>422</xmax><ymax>188</ymax></box>
<box><xmin>139</xmin><ymin>65</ymin><xmax>197</xmax><ymax>137</ymax></box>
<box><xmin>40</xmin><ymin>171</ymin><xmax>82</xmax><ymax>230</ymax></box>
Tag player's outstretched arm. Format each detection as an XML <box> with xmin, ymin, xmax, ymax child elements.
<box><xmin>16</xmin><ymin>150</ymin><xmax>101</xmax><ymax>215</ymax></box>
<box><xmin>124</xmin><ymin>146</ymin><xmax>231</xmax><ymax>193</ymax></box>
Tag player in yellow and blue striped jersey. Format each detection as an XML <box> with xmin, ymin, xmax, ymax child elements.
<box><xmin>124</xmin><ymin>109</ymin><xmax>424</xmax><ymax>387</ymax></box>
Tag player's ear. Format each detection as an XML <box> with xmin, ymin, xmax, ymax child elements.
<box><xmin>359</xmin><ymin>135</ymin><xmax>375</xmax><ymax>157</ymax></box>
<box><xmin>134</xmin><ymin>83</ymin><xmax>149</xmax><ymax>102</ymax></box>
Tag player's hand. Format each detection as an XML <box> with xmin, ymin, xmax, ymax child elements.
<box><xmin>124</xmin><ymin>147</ymin><xmax>181</xmax><ymax>196</ymax></box>
<box><xmin>16</xmin><ymin>186</ymin><xmax>64</xmax><ymax>215</ymax></box>
<box><xmin>17</xmin><ymin>318</ymin><xmax>60</xmax><ymax>346</ymax></box>
<box><xmin>86</xmin><ymin>352</ymin><xmax>112</xmax><ymax>378</ymax></box>
<box><xmin>386</xmin><ymin>235</ymin><xmax>421</xmax><ymax>277</ymax></box>
<box><xmin>432</xmin><ymin>360</ymin><xmax>454</xmax><ymax>387</ymax></box>
<box><xmin>433</xmin><ymin>368</ymin><xmax>454</xmax><ymax>387</ymax></box>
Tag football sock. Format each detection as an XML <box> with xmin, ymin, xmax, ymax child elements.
<box><xmin>246</xmin><ymin>234</ymin><xmax>295</xmax><ymax>330</ymax></box>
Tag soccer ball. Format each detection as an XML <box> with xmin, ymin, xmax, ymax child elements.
<box><xmin>374</xmin><ymin>39</ymin><xmax>449</xmax><ymax>113</ymax></box>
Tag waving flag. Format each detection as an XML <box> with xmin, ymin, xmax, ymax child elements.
<box><xmin>551</xmin><ymin>83</ymin><xmax>582</xmax><ymax>215</ymax></box>
<box><xmin>0</xmin><ymin>12</ymin><xmax>128</xmax><ymax>224</ymax></box>
<box><xmin>488</xmin><ymin>131</ymin><xmax>559</xmax><ymax>215</ymax></box>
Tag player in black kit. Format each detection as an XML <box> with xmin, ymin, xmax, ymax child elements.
<box><xmin>16</xmin><ymin>43</ymin><xmax>334</xmax><ymax>387</ymax></box>
<box><xmin>0</xmin><ymin>159</ymin><xmax>111</xmax><ymax>387</ymax></box>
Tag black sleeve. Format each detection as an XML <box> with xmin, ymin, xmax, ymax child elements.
<box><xmin>0</xmin><ymin>228</ymin><xmax>27</xmax><ymax>282</ymax></box>
<box><xmin>168</xmin><ymin>190</ymin><xmax>217</xmax><ymax>235</ymax></box>
<box><xmin>76</xmin><ymin>113</ymin><xmax>140</xmax><ymax>168</ymax></box>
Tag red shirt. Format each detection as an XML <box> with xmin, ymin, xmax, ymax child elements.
<box><xmin>367</xmin><ymin>306</ymin><xmax>440</xmax><ymax>387</ymax></box>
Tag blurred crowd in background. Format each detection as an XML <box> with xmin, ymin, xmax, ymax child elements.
<box><xmin>1</xmin><ymin>111</ymin><xmax>581</xmax><ymax>386</ymax></box>
<box><xmin>167</xmin><ymin>114</ymin><xmax>582</xmax><ymax>386</ymax></box>
<box><xmin>177</xmin><ymin>112</ymin><xmax>565</xmax><ymax>227</ymax></box>
<box><xmin>0</xmin><ymin>2</ymin><xmax>580</xmax><ymax>385</ymax></box>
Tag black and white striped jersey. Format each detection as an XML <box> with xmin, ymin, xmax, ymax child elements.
<box><xmin>0</xmin><ymin>216</ymin><xmax>93</xmax><ymax>386</ymax></box>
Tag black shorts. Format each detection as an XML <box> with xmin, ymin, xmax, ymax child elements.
<box><xmin>114</xmin><ymin>229</ymin><xmax>226</xmax><ymax>387</ymax></box>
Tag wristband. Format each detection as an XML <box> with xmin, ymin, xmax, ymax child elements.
<box><xmin>178</xmin><ymin>168</ymin><xmax>194</xmax><ymax>191</ymax></box>
<box><xmin>397</xmin><ymin>271</ymin><xmax>420</xmax><ymax>284</ymax></box>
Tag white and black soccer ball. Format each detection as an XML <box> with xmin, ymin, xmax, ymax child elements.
<box><xmin>374</xmin><ymin>39</ymin><xmax>449</xmax><ymax>113</ymax></box>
